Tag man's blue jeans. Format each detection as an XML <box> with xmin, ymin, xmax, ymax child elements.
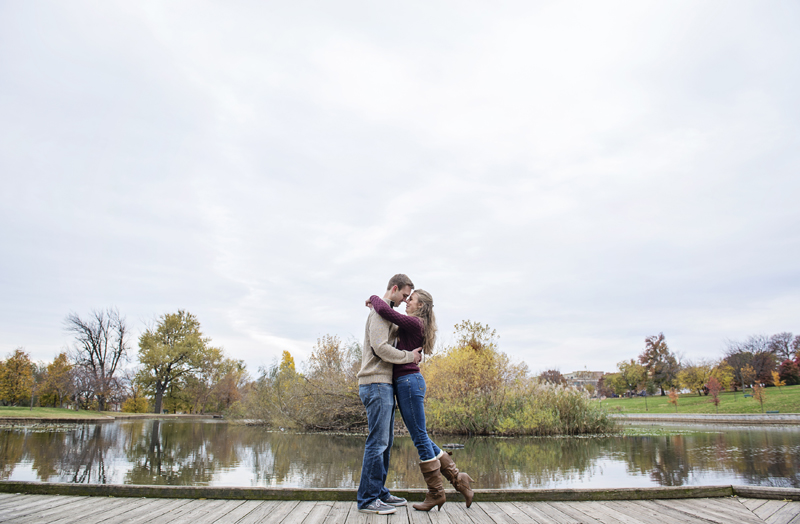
<box><xmin>357</xmin><ymin>383</ymin><xmax>395</xmax><ymax>508</ymax></box>
<box><xmin>394</xmin><ymin>372</ymin><xmax>441</xmax><ymax>461</ymax></box>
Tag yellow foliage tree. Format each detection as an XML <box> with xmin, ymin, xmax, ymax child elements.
<box><xmin>39</xmin><ymin>352</ymin><xmax>74</xmax><ymax>408</ymax></box>
<box><xmin>771</xmin><ymin>370</ymin><xmax>785</xmax><ymax>393</ymax></box>
<box><xmin>0</xmin><ymin>349</ymin><xmax>34</xmax><ymax>406</ymax></box>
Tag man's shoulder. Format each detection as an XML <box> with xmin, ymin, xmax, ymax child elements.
<box><xmin>367</xmin><ymin>308</ymin><xmax>391</xmax><ymax>328</ymax></box>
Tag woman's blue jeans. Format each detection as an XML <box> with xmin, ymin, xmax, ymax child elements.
<box><xmin>394</xmin><ymin>373</ymin><xmax>441</xmax><ymax>462</ymax></box>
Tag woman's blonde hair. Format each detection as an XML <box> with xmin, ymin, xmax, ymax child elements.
<box><xmin>408</xmin><ymin>289</ymin><xmax>437</xmax><ymax>355</ymax></box>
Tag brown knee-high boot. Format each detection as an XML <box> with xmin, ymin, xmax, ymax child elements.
<box><xmin>412</xmin><ymin>459</ymin><xmax>446</xmax><ymax>511</ymax></box>
<box><xmin>438</xmin><ymin>451</ymin><xmax>474</xmax><ymax>507</ymax></box>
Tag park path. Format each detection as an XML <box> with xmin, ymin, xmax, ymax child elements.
<box><xmin>0</xmin><ymin>493</ymin><xmax>799</xmax><ymax>524</ymax></box>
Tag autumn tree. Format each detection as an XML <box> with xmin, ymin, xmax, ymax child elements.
<box><xmin>707</xmin><ymin>377</ymin><xmax>722</xmax><ymax>413</ymax></box>
<box><xmin>711</xmin><ymin>360</ymin><xmax>735</xmax><ymax>390</ymax></box>
<box><xmin>778</xmin><ymin>359</ymin><xmax>800</xmax><ymax>386</ymax></box>
<box><xmin>677</xmin><ymin>360</ymin><xmax>714</xmax><ymax>396</ymax></box>
<box><xmin>137</xmin><ymin>310</ymin><xmax>210</xmax><ymax>414</ymax></box>
<box><xmin>539</xmin><ymin>369</ymin><xmax>566</xmax><ymax>385</ymax></box>
<box><xmin>424</xmin><ymin>321</ymin><xmax>527</xmax><ymax>434</ymax></box>
<box><xmin>667</xmin><ymin>388</ymin><xmax>679</xmax><ymax>412</ymax></box>
<box><xmin>752</xmin><ymin>383</ymin><xmax>766</xmax><ymax>413</ymax></box>
<box><xmin>768</xmin><ymin>332</ymin><xmax>795</xmax><ymax>361</ymax></box>
<box><xmin>638</xmin><ymin>333</ymin><xmax>679</xmax><ymax>395</ymax></box>
<box><xmin>0</xmin><ymin>349</ymin><xmax>34</xmax><ymax>406</ymax></box>
<box><xmin>725</xmin><ymin>335</ymin><xmax>777</xmax><ymax>387</ymax></box>
<box><xmin>65</xmin><ymin>308</ymin><xmax>129</xmax><ymax>411</ymax></box>
<box><xmin>39</xmin><ymin>352</ymin><xmax>74</xmax><ymax>408</ymax></box>
<box><xmin>771</xmin><ymin>371</ymin><xmax>785</xmax><ymax>393</ymax></box>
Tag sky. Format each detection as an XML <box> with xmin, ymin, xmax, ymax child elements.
<box><xmin>1</xmin><ymin>1</ymin><xmax>799</xmax><ymax>377</ymax></box>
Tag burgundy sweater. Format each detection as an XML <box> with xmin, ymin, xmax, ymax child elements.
<box><xmin>370</xmin><ymin>295</ymin><xmax>424</xmax><ymax>380</ymax></box>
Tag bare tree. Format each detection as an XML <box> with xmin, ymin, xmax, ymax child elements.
<box><xmin>725</xmin><ymin>334</ymin><xmax>778</xmax><ymax>389</ymax></box>
<box><xmin>65</xmin><ymin>308</ymin><xmax>129</xmax><ymax>411</ymax></box>
<box><xmin>769</xmin><ymin>332</ymin><xmax>795</xmax><ymax>361</ymax></box>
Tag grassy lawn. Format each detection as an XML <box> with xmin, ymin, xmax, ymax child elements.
<box><xmin>599</xmin><ymin>384</ymin><xmax>800</xmax><ymax>414</ymax></box>
<box><xmin>0</xmin><ymin>407</ymin><xmax>112</xmax><ymax>419</ymax></box>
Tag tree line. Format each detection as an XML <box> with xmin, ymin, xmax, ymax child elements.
<box><xmin>0</xmin><ymin>308</ymin><xmax>248</xmax><ymax>414</ymax></box>
<box><xmin>232</xmin><ymin>321</ymin><xmax>613</xmax><ymax>436</ymax></box>
<box><xmin>594</xmin><ymin>331</ymin><xmax>800</xmax><ymax>400</ymax></box>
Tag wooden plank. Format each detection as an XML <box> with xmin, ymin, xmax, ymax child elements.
<box><xmin>755</xmin><ymin>501</ymin><xmax>791</xmax><ymax>521</ymax></box>
<box><xmin>150</xmin><ymin>499</ymin><xmax>230</xmax><ymax>524</ymax></box>
<box><xmin>573</xmin><ymin>501</ymin><xmax>641</xmax><ymax>524</ymax></box>
<box><xmin>103</xmin><ymin>498</ymin><xmax>194</xmax><ymax>524</ymax></box>
<box><xmin>56</xmin><ymin>496</ymin><xmax>147</xmax><ymax>524</ymax></box>
<box><xmin>634</xmin><ymin>499</ymin><xmax>721</xmax><ymax>524</ymax></box>
<box><xmin>1</xmin><ymin>496</ymin><xmax>99</xmax><ymax>523</ymax></box>
<box><xmin>4</xmin><ymin>497</ymin><xmax>125</xmax><ymax>524</ymax></box>
<box><xmin>477</xmin><ymin>502</ymin><xmax>516</xmax><ymax>524</ymax></box>
<box><xmin>788</xmin><ymin>509</ymin><xmax>800</xmax><ymax>524</ymax></box>
<box><xmin>651</xmin><ymin>499</ymin><xmax>731</xmax><ymax>524</ymax></box>
<box><xmin>652</xmin><ymin>498</ymin><xmax>756</xmax><ymax>524</ymax></box>
<box><xmin>322</xmin><ymin>502</ymin><xmax>354</xmax><ymax>524</ymax></box>
<box><xmin>700</xmin><ymin>497</ymin><xmax>768</xmax><ymax>521</ymax></box>
<box><xmin>0</xmin><ymin>494</ymin><xmax>49</xmax><ymax>511</ymax></box>
<box><xmin>232</xmin><ymin>501</ymin><xmax>280</xmax><ymax>524</ymax></box>
<box><xmin>545</xmin><ymin>502</ymin><xmax>603</xmax><ymax>524</ymax></box>
<box><xmin>767</xmin><ymin>502</ymin><xmax>800</xmax><ymax>524</ymax></box>
<box><xmin>0</xmin><ymin>494</ymin><xmax>83</xmax><ymax>517</ymax></box>
<box><xmin>275</xmin><ymin>501</ymin><xmax>319</xmax><ymax>524</ymax></box>
<box><xmin>407</xmin><ymin>503</ymin><xmax>433</xmax><ymax>524</ymax></box>
<box><xmin>211</xmin><ymin>500</ymin><xmax>264</xmax><ymax>524</ymax></box>
<box><xmin>740</xmin><ymin>498</ymin><xmax>770</xmax><ymax>512</ymax></box>
<box><xmin>428</xmin><ymin>504</ymin><xmax>455</xmax><ymax>524</ymax></box>
<box><xmin>441</xmin><ymin>501</ymin><xmax>484</xmax><ymax>524</ymax></box>
<box><xmin>298</xmin><ymin>501</ymin><xmax>334</xmax><ymax>524</ymax></box>
<box><xmin>254</xmin><ymin>501</ymin><xmax>300</xmax><ymax>524</ymax></box>
<box><xmin>511</xmin><ymin>502</ymin><xmax>563</xmax><ymax>524</ymax></box>
<box><xmin>488</xmin><ymin>502</ymin><xmax>540</xmax><ymax>524</ymax></box>
<box><xmin>186</xmin><ymin>500</ymin><xmax>249</xmax><ymax>524</ymax></box>
<box><xmin>521</xmin><ymin>503</ymin><xmax>581</xmax><ymax>524</ymax></box>
<box><xmin>459</xmin><ymin>503</ymin><xmax>497</xmax><ymax>524</ymax></box>
<box><xmin>601</xmin><ymin>501</ymin><xmax>696</xmax><ymax>524</ymax></box>
<box><xmin>386</xmin><ymin>506</ymin><xmax>411</xmax><ymax>524</ymax></box>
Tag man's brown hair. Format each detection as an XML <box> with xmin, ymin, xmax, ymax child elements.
<box><xmin>387</xmin><ymin>273</ymin><xmax>414</xmax><ymax>291</ymax></box>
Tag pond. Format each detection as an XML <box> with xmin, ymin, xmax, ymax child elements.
<box><xmin>1</xmin><ymin>420</ymin><xmax>798</xmax><ymax>489</ymax></box>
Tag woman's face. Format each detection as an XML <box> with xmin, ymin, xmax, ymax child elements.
<box><xmin>406</xmin><ymin>293</ymin><xmax>421</xmax><ymax>314</ymax></box>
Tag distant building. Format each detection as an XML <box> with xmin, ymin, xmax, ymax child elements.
<box><xmin>563</xmin><ymin>370</ymin><xmax>605</xmax><ymax>389</ymax></box>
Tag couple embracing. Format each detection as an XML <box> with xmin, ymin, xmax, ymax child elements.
<box><xmin>356</xmin><ymin>274</ymin><xmax>474</xmax><ymax>515</ymax></box>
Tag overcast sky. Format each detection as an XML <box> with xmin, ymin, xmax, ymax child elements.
<box><xmin>1</xmin><ymin>1</ymin><xmax>798</xmax><ymax>376</ymax></box>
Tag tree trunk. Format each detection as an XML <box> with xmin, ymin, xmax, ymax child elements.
<box><xmin>154</xmin><ymin>387</ymin><xmax>164</xmax><ymax>414</ymax></box>
<box><xmin>97</xmin><ymin>395</ymin><xmax>106</xmax><ymax>412</ymax></box>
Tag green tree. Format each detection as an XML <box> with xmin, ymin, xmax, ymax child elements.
<box><xmin>39</xmin><ymin>352</ymin><xmax>74</xmax><ymax>408</ymax></box>
<box><xmin>137</xmin><ymin>310</ymin><xmax>210</xmax><ymax>414</ymax></box>
<box><xmin>616</xmin><ymin>359</ymin><xmax>646</xmax><ymax>396</ymax></box>
<box><xmin>0</xmin><ymin>349</ymin><xmax>35</xmax><ymax>406</ymax></box>
<box><xmin>638</xmin><ymin>333</ymin><xmax>679</xmax><ymax>396</ymax></box>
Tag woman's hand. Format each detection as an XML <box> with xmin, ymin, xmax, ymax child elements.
<box><xmin>365</xmin><ymin>299</ymin><xmax>373</xmax><ymax>309</ymax></box>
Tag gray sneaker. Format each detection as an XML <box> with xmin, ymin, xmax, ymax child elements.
<box><xmin>359</xmin><ymin>499</ymin><xmax>397</xmax><ymax>514</ymax></box>
<box><xmin>382</xmin><ymin>494</ymin><xmax>407</xmax><ymax>506</ymax></box>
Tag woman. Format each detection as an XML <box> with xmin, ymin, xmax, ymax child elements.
<box><xmin>368</xmin><ymin>290</ymin><xmax>474</xmax><ymax>511</ymax></box>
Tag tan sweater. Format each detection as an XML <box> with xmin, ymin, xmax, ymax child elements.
<box><xmin>357</xmin><ymin>298</ymin><xmax>417</xmax><ymax>385</ymax></box>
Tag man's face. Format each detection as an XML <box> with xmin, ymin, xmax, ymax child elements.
<box><xmin>390</xmin><ymin>285</ymin><xmax>413</xmax><ymax>306</ymax></box>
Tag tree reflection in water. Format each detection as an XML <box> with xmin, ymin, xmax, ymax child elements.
<box><xmin>0</xmin><ymin>421</ymin><xmax>797</xmax><ymax>488</ymax></box>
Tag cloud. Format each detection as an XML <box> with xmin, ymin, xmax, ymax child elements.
<box><xmin>1</xmin><ymin>0</ymin><xmax>799</xmax><ymax>376</ymax></box>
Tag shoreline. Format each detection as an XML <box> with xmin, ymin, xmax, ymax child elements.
<box><xmin>1</xmin><ymin>481</ymin><xmax>798</xmax><ymax>502</ymax></box>
<box><xmin>611</xmin><ymin>413</ymin><xmax>800</xmax><ymax>425</ymax></box>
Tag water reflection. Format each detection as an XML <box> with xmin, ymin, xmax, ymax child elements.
<box><xmin>1</xmin><ymin>421</ymin><xmax>798</xmax><ymax>489</ymax></box>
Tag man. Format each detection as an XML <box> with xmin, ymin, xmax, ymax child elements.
<box><xmin>356</xmin><ymin>274</ymin><xmax>423</xmax><ymax>514</ymax></box>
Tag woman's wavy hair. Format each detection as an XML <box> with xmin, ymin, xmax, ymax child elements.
<box><xmin>408</xmin><ymin>289</ymin><xmax>437</xmax><ymax>355</ymax></box>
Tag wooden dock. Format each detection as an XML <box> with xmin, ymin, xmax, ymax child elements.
<box><xmin>0</xmin><ymin>493</ymin><xmax>798</xmax><ymax>524</ymax></box>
